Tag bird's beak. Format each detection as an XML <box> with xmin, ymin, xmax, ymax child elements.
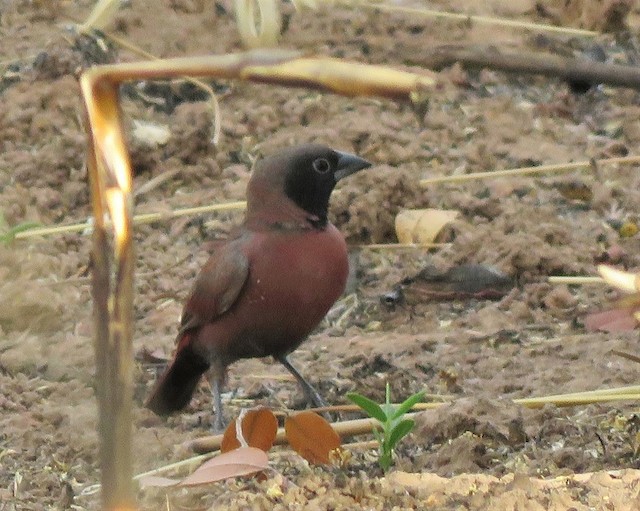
<box><xmin>334</xmin><ymin>150</ymin><xmax>372</xmax><ymax>181</ymax></box>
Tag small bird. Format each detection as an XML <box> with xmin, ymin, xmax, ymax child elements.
<box><xmin>146</xmin><ymin>144</ymin><xmax>372</xmax><ymax>430</ymax></box>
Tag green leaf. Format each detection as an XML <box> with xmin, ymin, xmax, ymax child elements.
<box><xmin>381</xmin><ymin>402</ymin><xmax>396</xmax><ymax>418</ymax></box>
<box><xmin>391</xmin><ymin>390</ymin><xmax>425</xmax><ymax>420</ymax></box>
<box><xmin>347</xmin><ymin>392</ymin><xmax>387</xmax><ymax>423</ymax></box>
<box><xmin>387</xmin><ymin>418</ymin><xmax>415</xmax><ymax>451</ymax></box>
<box><xmin>372</xmin><ymin>427</ymin><xmax>383</xmax><ymax>446</ymax></box>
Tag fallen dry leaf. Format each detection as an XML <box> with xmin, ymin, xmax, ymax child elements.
<box><xmin>221</xmin><ymin>407</ymin><xmax>278</xmax><ymax>453</ymax></box>
<box><xmin>394</xmin><ymin>208</ymin><xmax>459</xmax><ymax>244</ymax></box>
<box><xmin>179</xmin><ymin>447</ymin><xmax>269</xmax><ymax>487</ymax></box>
<box><xmin>138</xmin><ymin>475</ymin><xmax>180</xmax><ymax>489</ymax></box>
<box><xmin>285</xmin><ymin>411</ymin><xmax>342</xmax><ymax>465</ymax></box>
<box><xmin>553</xmin><ymin>180</ymin><xmax>593</xmax><ymax>202</ymax></box>
<box><xmin>583</xmin><ymin>307</ymin><xmax>638</xmax><ymax>332</ymax></box>
<box><xmin>383</xmin><ymin>264</ymin><xmax>513</xmax><ymax>307</ymax></box>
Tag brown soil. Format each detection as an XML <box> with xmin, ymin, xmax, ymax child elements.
<box><xmin>2</xmin><ymin>1</ymin><xmax>640</xmax><ymax>509</ymax></box>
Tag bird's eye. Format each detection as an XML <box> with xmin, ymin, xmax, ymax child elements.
<box><xmin>312</xmin><ymin>158</ymin><xmax>331</xmax><ymax>174</ymax></box>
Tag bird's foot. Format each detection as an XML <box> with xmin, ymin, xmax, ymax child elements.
<box><xmin>210</xmin><ymin>375</ymin><xmax>227</xmax><ymax>433</ymax></box>
<box><xmin>211</xmin><ymin>413</ymin><xmax>226</xmax><ymax>433</ymax></box>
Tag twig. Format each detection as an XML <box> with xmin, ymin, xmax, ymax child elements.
<box><xmin>609</xmin><ymin>350</ymin><xmax>640</xmax><ymax>364</ymax></box>
<box><xmin>420</xmin><ymin>45</ymin><xmax>640</xmax><ymax>90</ymax></box>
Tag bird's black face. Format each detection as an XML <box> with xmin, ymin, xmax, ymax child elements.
<box><xmin>283</xmin><ymin>144</ymin><xmax>371</xmax><ymax>227</ymax></box>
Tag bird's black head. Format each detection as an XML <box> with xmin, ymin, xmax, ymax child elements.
<box><xmin>247</xmin><ymin>144</ymin><xmax>371</xmax><ymax>228</ymax></box>
<box><xmin>255</xmin><ymin>144</ymin><xmax>371</xmax><ymax>227</ymax></box>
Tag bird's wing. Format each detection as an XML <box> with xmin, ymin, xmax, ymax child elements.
<box><xmin>178</xmin><ymin>238</ymin><xmax>250</xmax><ymax>334</ymax></box>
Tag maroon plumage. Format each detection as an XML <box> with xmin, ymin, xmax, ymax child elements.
<box><xmin>146</xmin><ymin>144</ymin><xmax>372</xmax><ymax>430</ymax></box>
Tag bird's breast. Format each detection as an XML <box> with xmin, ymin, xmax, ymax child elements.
<box><xmin>249</xmin><ymin>224</ymin><xmax>348</xmax><ymax>319</ymax></box>
<box><xmin>220</xmin><ymin>224</ymin><xmax>348</xmax><ymax>359</ymax></box>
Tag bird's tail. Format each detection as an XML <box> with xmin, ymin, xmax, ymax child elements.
<box><xmin>146</xmin><ymin>342</ymin><xmax>210</xmax><ymax>416</ymax></box>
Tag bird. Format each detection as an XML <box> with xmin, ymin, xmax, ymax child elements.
<box><xmin>146</xmin><ymin>143</ymin><xmax>372</xmax><ymax>431</ymax></box>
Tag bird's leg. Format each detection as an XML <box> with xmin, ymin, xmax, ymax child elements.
<box><xmin>277</xmin><ymin>355</ymin><xmax>327</xmax><ymax>409</ymax></box>
<box><xmin>209</xmin><ymin>373</ymin><xmax>226</xmax><ymax>433</ymax></box>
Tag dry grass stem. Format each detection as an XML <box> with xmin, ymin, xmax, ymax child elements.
<box><xmin>13</xmin><ymin>202</ymin><xmax>247</xmax><ymax>240</ymax></box>
<box><xmin>340</xmin><ymin>1</ymin><xmax>598</xmax><ymax>37</ymax></box>
<box><xmin>548</xmin><ymin>276</ymin><xmax>605</xmax><ymax>285</ymax></box>
<box><xmin>356</xmin><ymin>243</ymin><xmax>449</xmax><ymax>249</ymax></box>
<box><xmin>420</xmin><ymin>155</ymin><xmax>640</xmax><ymax>186</ymax></box>
<box><xmin>76</xmin><ymin>0</ymin><xmax>121</xmax><ymax>33</ymax></box>
<box><xmin>514</xmin><ymin>393</ymin><xmax>640</xmax><ymax>408</ymax></box>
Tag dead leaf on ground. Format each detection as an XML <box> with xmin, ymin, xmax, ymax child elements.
<box><xmin>585</xmin><ymin>265</ymin><xmax>640</xmax><ymax>332</ymax></box>
<box><xmin>553</xmin><ymin>180</ymin><xmax>593</xmax><ymax>202</ymax></box>
<box><xmin>284</xmin><ymin>411</ymin><xmax>342</xmax><ymax>465</ymax></box>
<box><xmin>221</xmin><ymin>407</ymin><xmax>278</xmax><ymax>453</ymax></box>
<box><xmin>395</xmin><ymin>208</ymin><xmax>459</xmax><ymax>244</ymax></box>
<box><xmin>179</xmin><ymin>447</ymin><xmax>269</xmax><ymax>487</ymax></box>
<box><xmin>583</xmin><ymin>307</ymin><xmax>638</xmax><ymax>332</ymax></box>
<box><xmin>382</xmin><ymin>264</ymin><xmax>513</xmax><ymax>307</ymax></box>
<box><xmin>138</xmin><ymin>475</ymin><xmax>180</xmax><ymax>489</ymax></box>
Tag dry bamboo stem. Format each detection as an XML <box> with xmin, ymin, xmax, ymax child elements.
<box><xmin>81</xmin><ymin>80</ymin><xmax>136</xmax><ymax>508</ymax></box>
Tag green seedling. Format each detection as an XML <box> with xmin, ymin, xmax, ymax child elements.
<box><xmin>0</xmin><ymin>213</ymin><xmax>41</xmax><ymax>244</ymax></box>
<box><xmin>347</xmin><ymin>383</ymin><xmax>425</xmax><ymax>471</ymax></box>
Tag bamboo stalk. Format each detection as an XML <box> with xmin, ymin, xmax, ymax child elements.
<box><xmin>82</xmin><ymin>77</ymin><xmax>136</xmax><ymax>508</ymax></box>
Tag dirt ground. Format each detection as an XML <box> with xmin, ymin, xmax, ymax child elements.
<box><xmin>2</xmin><ymin>0</ymin><xmax>640</xmax><ymax>509</ymax></box>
